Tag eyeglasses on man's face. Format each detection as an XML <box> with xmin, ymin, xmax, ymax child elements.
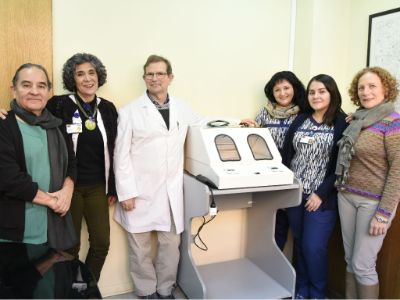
<box><xmin>144</xmin><ymin>72</ymin><xmax>168</xmax><ymax>80</ymax></box>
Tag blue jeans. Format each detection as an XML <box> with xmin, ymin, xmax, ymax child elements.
<box><xmin>286</xmin><ymin>196</ymin><xmax>337</xmax><ymax>299</ymax></box>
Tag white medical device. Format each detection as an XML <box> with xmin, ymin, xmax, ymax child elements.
<box><xmin>185</xmin><ymin>121</ymin><xmax>294</xmax><ymax>189</ymax></box>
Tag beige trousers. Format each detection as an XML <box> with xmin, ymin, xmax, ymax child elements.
<box><xmin>126</xmin><ymin>219</ymin><xmax>180</xmax><ymax>296</ymax></box>
<box><xmin>338</xmin><ymin>192</ymin><xmax>396</xmax><ymax>285</ymax></box>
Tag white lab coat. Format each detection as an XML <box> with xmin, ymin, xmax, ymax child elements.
<box><xmin>113</xmin><ymin>92</ymin><xmax>201</xmax><ymax>234</ymax></box>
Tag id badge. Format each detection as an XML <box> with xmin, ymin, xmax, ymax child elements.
<box><xmin>66</xmin><ymin>123</ymin><xmax>83</xmax><ymax>134</ymax></box>
<box><xmin>300</xmin><ymin>136</ymin><xmax>314</xmax><ymax>144</ymax></box>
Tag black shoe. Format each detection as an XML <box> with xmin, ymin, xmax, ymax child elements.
<box><xmin>157</xmin><ymin>293</ymin><xmax>175</xmax><ymax>299</ymax></box>
<box><xmin>138</xmin><ymin>292</ymin><xmax>159</xmax><ymax>299</ymax></box>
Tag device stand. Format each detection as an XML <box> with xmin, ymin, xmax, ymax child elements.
<box><xmin>178</xmin><ymin>173</ymin><xmax>302</xmax><ymax>299</ymax></box>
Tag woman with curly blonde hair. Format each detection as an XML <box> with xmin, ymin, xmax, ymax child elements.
<box><xmin>336</xmin><ymin>66</ymin><xmax>400</xmax><ymax>299</ymax></box>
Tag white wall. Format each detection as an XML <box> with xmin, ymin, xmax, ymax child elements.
<box><xmin>52</xmin><ymin>0</ymin><xmax>294</xmax><ymax>296</ymax></box>
<box><xmin>294</xmin><ymin>0</ymin><xmax>352</xmax><ymax>110</ymax></box>
<box><xmin>53</xmin><ymin>0</ymin><xmax>294</xmax><ymax>118</ymax></box>
<box><xmin>345</xmin><ymin>0</ymin><xmax>400</xmax><ymax>111</ymax></box>
<box><xmin>294</xmin><ymin>0</ymin><xmax>400</xmax><ymax>112</ymax></box>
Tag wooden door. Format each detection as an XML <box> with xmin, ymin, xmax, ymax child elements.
<box><xmin>0</xmin><ymin>0</ymin><xmax>52</xmax><ymax>109</ymax></box>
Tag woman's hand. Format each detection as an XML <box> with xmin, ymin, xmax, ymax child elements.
<box><xmin>0</xmin><ymin>108</ymin><xmax>7</xmax><ymax>120</ymax></box>
<box><xmin>369</xmin><ymin>216</ymin><xmax>388</xmax><ymax>236</ymax></box>
<box><xmin>108</xmin><ymin>195</ymin><xmax>117</xmax><ymax>206</ymax></box>
<box><xmin>47</xmin><ymin>191</ymin><xmax>69</xmax><ymax>216</ymax></box>
<box><xmin>45</xmin><ymin>193</ymin><xmax>65</xmax><ymax>215</ymax></box>
<box><xmin>239</xmin><ymin>119</ymin><xmax>258</xmax><ymax>127</ymax></box>
<box><xmin>345</xmin><ymin>113</ymin><xmax>353</xmax><ymax>123</ymax></box>
<box><xmin>48</xmin><ymin>177</ymin><xmax>74</xmax><ymax>216</ymax></box>
<box><xmin>305</xmin><ymin>193</ymin><xmax>322</xmax><ymax>212</ymax></box>
<box><xmin>33</xmin><ymin>190</ymin><xmax>66</xmax><ymax>215</ymax></box>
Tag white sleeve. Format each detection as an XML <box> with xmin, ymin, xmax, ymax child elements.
<box><xmin>114</xmin><ymin>106</ymin><xmax>139</xmax><ymax>201</ymax></box>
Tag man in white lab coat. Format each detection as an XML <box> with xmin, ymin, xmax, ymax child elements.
<box><xmin>114</xmin><ymin>55</ymin><xmax>201</xmax><ymax>299</ymax></box>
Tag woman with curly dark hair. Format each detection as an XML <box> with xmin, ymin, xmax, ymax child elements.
<box><xmin>336</xmin><ymin>67</ymin><xmax>400</xmax><ymax>299</ymax></box>
<box><xmin>38</xmin><ymin>53</ymin><xmax>118</xmax><ymax>282</ymax></box>
<box><xmin>44</xmin><ymin>53</ymin><xmax>118</xmax><ymax>282</ymax></box>
<box><xmin>242</xmin><ymin>71</ymin><xmax>307</xmax><ymax>251</ymax></box>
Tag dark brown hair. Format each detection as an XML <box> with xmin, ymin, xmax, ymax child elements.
<box><xmin>306</xmin><ymin>74</ymin><xmax>342</xmax><ymax>126</ymax></box>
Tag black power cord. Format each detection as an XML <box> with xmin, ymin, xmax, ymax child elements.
<box><xmin>193</xmin><ymin>179</ymin><xmax>218</xmax><ymax>251</ymax></box>
<box><xmin>193</xmin><ymin>215</ymin><xmax>216</xmax><ymax>251</ymax></box>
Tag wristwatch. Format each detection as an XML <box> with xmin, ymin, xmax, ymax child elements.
<box><xmin>375</xmin><ymin>215</ymin><xmax>389</xmax><ymax>224</ymax></box>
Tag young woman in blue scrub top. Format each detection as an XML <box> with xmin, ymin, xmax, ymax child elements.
<box><xmin>282</xmin><ymin>74</ymin><xmax>347</xmax><ymax>299</ymax></box>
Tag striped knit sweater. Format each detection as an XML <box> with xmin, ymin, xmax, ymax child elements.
<box><xmin>342</xmin><ymin>111</ymin><xmax>400</xmax><ymax>220</ymax></box>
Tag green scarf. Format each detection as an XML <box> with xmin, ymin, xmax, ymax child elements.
<box><xmin>265</xmin><ymin>99</ymin><xmax>300</xmax><ymax>119</ymax></box>
<box><xmin>335</xmin><ymin>101</ymin><xmax>394</xmax><ymax>188</ymax></box>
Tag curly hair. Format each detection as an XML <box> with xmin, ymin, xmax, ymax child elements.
<box><xmin>62</xmin><ymin>53</ymin><xmax>107</xmax><ymax>92</ymax></box>
<box><xmin>12</xmin><ymin>63</ymin><xmax>52</xmax><ymax>90</ymax></box>
<box><xmin>264</xmin><ymin>71</ymin><xmax>307</xmax><ymax>112</ymax></box>
<box><xmin>348</xmin><ymin>66</ymin><xmax>399</xmax><ymax>107</ymax></box>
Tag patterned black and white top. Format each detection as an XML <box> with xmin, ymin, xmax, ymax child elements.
<box><xmin>290</xmin><ymin>117</ymin><xmax>334</xmax><ymax>195</ymax></box>
<box><xmin>255</xmin><ymin>107</ymin><xmax>297</xmax><ymax>151</ymax></box>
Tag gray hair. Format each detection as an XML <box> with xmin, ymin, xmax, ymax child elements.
<box><xmin>62</xmin><ymin>53</ymin><xmax>107</xmax><ymax>92</ymax></box>
<box><xmin>12</xmin><ymin>63</ymin><xmax>52</xmax><ymax>89</ymax></box>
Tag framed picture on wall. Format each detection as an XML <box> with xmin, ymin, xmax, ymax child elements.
<box><xmin>367</xmin><ymin>7</ymin><xmax>400</xmax><ymax>111</ymax></box>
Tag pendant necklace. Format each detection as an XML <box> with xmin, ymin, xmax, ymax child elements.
<box><xmin>75</xmin><ymin>96</ymin><xmax>98</xmax><ymax>131</ymax></box>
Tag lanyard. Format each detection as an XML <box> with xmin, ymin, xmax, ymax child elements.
<box><xmin>75</xmin><ymin>96</ymin><xmax>98</xmax><ymax>131</ymax></box>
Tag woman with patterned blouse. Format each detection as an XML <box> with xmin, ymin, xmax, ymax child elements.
<box><xmin>336</xmin><ymin>67</ymin><xmax>400</xmax><ymax>299</ymax></box>
<box><xmin>282</xmin><ymin>74</ymin><xmax>347</xmax><ymax>299</ymax></box>
<box><xmin>243</xmin><ymin>71</ymin><xmax>307</xmax><ymax>251</ymax></box>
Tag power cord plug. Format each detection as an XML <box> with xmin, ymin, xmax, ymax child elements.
<box><xmin>209</xmin><ymin>197</ymin><xmax>217</xmax><ymax>216</ymax></box>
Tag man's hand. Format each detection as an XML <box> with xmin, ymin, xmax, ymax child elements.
<box><xmin>121</xmin><ymin>198</ymin><xmax>136</xmax><ymax>211</ymax></box>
